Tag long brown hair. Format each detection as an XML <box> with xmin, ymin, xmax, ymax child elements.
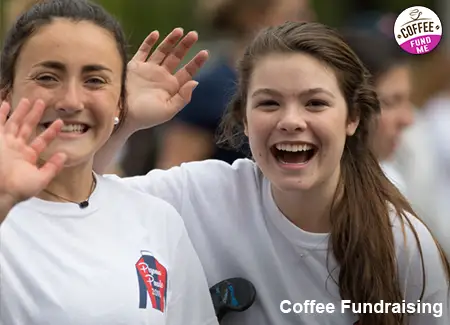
<box><xmin>218</xmin><ymin>21</ymin><xmax>450</xmax><ymax>325</ymax></box>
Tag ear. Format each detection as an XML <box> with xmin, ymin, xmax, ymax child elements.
<box><xmin>116</xmin><ymin>99</ymin><xmax>124</xmax><ymax>120</ymax></box>
<box><xmin>346</xmin><ymin>115</ymin><xmax>360</xmax><ymax>136</ymax></box>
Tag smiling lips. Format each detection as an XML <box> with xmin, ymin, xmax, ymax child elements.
<box><xmin>271</xmin><ymin>142</ymin><xmax>318</xmax><ymax>165</ymax></box>
<box><xmin>41</xmin><ymin>122</ymin><xmax>89</xmax><ymax>133</ymax></box>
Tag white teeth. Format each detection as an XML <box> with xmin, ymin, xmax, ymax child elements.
<box><xmin>275</xmin><ymin>143</ymin><xmax>314</xmax><ymax>152</ymax></box>
<box><xmin>61</xmin><ymin>124</ymin><xmax>86</xmax><ymax>133</ymax></box>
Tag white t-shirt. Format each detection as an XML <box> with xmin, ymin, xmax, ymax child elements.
<box><xmin>0</xmin><ymin>175</ymin><xmax>218</xmax><ymax>325</ymax></box>
<box><xmin>108</xmin><ymin>158</ymin><xmax>449</xmax><ymax>325</ymax></box>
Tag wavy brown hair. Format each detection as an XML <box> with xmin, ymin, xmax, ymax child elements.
<box><xmin>218</xmin><ymin>21</ymin><xmax>450</xmax><ymax>325</ymax></box>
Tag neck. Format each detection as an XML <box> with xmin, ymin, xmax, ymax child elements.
<box><xmin>271</xmin><ymin>167</ymin><xmax>341</xmax><ymax>233</ymax></box>
<box><xmin>37</xmin><ymin>158</ymin><xmax>95</xmax><ymax>204</ymax></box>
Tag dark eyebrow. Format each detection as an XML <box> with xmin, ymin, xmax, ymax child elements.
<box><xmin>82</xmin><ymin>64</ymin><xmax>112</xmax><ymax>74</ymax></box>
<box><xmin>251</xmin><ymin>87</ymin><xmax>335</xmax><ymax>99</ymax></box>
<box><xmin>32</xmin><ymin>61</ymin><xmax>112</xmax><ymax>73</ymax></box>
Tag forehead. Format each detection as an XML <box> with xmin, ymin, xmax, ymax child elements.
<box><xmin>16</xmin><ymin>18</ymin><xmax>122</xmax><ymax>71</ymax></box>
<box><xmin>377</xmin><ymin>65</ymin><xmax>410</xmax><ymax>86</ymax></box>
<box><xmin>249</xmin><ymin>52</ymin><xmax>341</xmax><ymax>96</ymax></box>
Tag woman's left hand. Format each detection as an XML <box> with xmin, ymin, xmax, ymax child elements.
<box><xmin>125</xmin><ymin>28</ymin><xmax>209</xmax><ymax>132</ymax></box>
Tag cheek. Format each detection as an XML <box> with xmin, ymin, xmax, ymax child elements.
<box><xmin>246</xmin><ymin>112</ymin><xmax>274</xmax><ymax>141</ymax></box>
<box><xmin>246</xmin><ymin>113</ymin><xmax>276</xmax><ymax>158</ymax></box>
<box><xmin>9</xmin><ymin>85</ymin><xmax>50</xmax><ymax>109</ymax></box>
<box><xmin>317</xmin><ymin>112</ymin><xmax>348</xmax><ymax>142</ymax></box>
<box><xmin>93</xmin><ymin>91</ymin><xmax>121</xmax><ymax>119</ymax></box>
<box><xmin>377</xmin><ymin>112</ymin><xmax>395</xmax><ymax>133</ymax></box>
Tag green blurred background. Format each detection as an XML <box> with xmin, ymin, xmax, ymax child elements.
<box><xmin>0</xmin><ymin>0</ymin><xmax>437</xmax><ymax>54</ymax></box>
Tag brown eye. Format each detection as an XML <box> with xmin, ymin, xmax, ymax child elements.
<box><xmin>36</xmin><ymin>74</ymin><xmax>57</xmax><ymax>82</ymax></box>
<box><xmin>87</xmin><ymin>77</ymin><xmax>105</xmax><ymax>84</ymax></box>
<box><xmin>258</xmin><ymin>100</ymin><xmax>279</xmax><ymax>107</ymax></box>
<box><xmin>306</xmin><ymin>99</ymin><xmax>328</xmax><ymax>107</ymax></box>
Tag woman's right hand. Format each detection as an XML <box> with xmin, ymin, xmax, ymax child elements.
<box><xmin>0</xmin><ymin>99</ymin><xmax>66</xmax><ymax>223</ymax></box>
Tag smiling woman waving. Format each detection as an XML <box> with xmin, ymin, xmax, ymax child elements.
<box><xmin>0</xmin><ymin>1</ymin><xmax>217</xmax><ymax>324</ymax></box>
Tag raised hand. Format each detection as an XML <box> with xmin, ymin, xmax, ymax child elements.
<box><xmin>0</xmin><ymin>99</ymin><xmax>66</xmax><ymax>221</ymax></box>
<box><xmin>125</xmin><ymin>28</ymin><xmax>209</xmax><ymax>132</ymax></box>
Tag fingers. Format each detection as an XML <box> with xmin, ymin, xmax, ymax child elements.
<box><xmin>29</xmin><ymin>119</ymin><xmax>63</xmax><ymax>158</ymax></box>
<box><xmin>4</xmin><ymin>98</ymin><xmax>31</xmax><ymax>136</ymax></box>
<box><xmin>174</xmin><ymin>50</ymin><xmax>209</xmax><ymax>86</ymax></box>
<box><xmin>18</xmin><ymin>99</ymin><xmax>46</xmax><ymax>142</ymax></box>
<box><xmin>0</xmin><ymin>101</ymin><xmax>11</xmax><ymax>128</ymax></box>
<box><xmin>148</xmin><ymin>28</ymin><xmax>184</xmax><ymax>64</ymax></box>
<box><xmin>160</xmin><ymin>31</ymin><xmax>199</xmax><ymax>73</ymax></box>
<box><xmin>39</xmin><ymin>152</ymin><xmax>67</xmax><ymax>184</ymax></box>
<box><xmin>131</xmin><ymin>31</ymin><xmax>160</xmax><ymax>62</ymax></box>
<box><xmin>167</xmin><ymin>80</ymin><xmax>199</xmax><ymax>113</ymax></box>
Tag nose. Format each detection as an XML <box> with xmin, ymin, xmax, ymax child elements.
<box><xmin>56</xmin><ymin>81</ymin><xmax>84</xmax><ymax>114</ymax></box>
<box><xmin>277</xmin><ymin>106</ymin><xmax>307</xmax><ymax>132</ymax></box>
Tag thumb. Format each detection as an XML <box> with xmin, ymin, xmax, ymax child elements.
<box><xmin>167</xmin><ymin>81</ymin><xmax>199</xmax><ymax>113</ymax></box>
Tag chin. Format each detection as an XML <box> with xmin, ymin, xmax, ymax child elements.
<box><xmin>40</xmin><ymin>146</ymin><xmax>96</xmax><ymax>169</ymax></box>
<box><xmin>270</xmin><ymin>176</ymin><xmax>319</xmax><ymax>193</ymax></box>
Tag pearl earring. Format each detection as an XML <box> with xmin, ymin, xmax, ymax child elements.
<box><xmin>114</xmin><ymin>117</ymin><xmax>119</xmax><ymax>125</ymax></box>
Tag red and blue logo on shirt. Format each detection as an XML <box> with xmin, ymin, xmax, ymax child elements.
<box><xmin>136</xmin><ymin>251</ymin><xmax>168</xmax><ymax>312</ymax></box>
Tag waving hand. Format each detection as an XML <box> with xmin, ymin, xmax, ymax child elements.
<box><xmin>125</xmin><ymin>28</ymin><xmax>209</xmax><ymax>131</ymax></box>
<box><xmin>0</xmin><ymin>99</ymin><xmax>66</xmax><ymax>222</ymax></box>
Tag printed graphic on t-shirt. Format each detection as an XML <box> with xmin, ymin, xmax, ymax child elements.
<box><xmin>136</xmin><ymin>250</ymin><xmax>168</xmax><ymax>312</ymax></box>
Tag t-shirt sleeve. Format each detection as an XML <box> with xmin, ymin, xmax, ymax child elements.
<box><xmin>104</xmin><ymin>166</ymin><xmax>185</xmax><ymax>213</ymax></box>
<box><xmin>165</xmin><ymin>208</ymin><xmax>219</xmax><ymax>325</ymax></box>
<box><xmin>399</xmin><ymin>215</ymin><xmax>449</xmax><ymax>324</ymax></box>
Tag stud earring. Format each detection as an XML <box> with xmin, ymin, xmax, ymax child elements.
<box><xmin>114</xmin><ymin>117</ymin><xmax>119</xmax><ymax>125</ymax></box>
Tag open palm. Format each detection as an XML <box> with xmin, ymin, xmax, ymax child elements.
<box><xmin>125</xmin><ymin>28</ymin><xmax>209</xmax><ymax>131</ymax></box>
<box><xmin>0</xmin><ymin>99</ymin><xmax>66</xmax><ymax>211</ymax></box>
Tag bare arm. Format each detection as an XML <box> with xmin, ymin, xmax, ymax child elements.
<box><xmin>93</xmin><ymin>125</ymin><xmax>133</xmax><ymax>174</ymax></box>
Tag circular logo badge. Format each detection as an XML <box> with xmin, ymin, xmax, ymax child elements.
<box><xmin>394</xmin><ymin>6</ymin><xmax>442</xmax><ymax>55</ymax></box>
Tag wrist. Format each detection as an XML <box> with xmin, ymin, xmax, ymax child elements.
<box><xmin>0</xmin><ymin>193</ymin><xmax>17</xmax><ymax>223</ymax></box>
<box><xmin>115</xmin><ymin>119</ymin><xmax>136</xmax><ymax>140</ymax></box>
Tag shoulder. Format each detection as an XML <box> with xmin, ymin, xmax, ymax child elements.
<box><xmin>178</xmin><ymin>158</ymin><xmax>261</xmax><ymax>187</ymax></box>
<box><xmin>390</xmin><ymin>209</ymin><xmax>448</xmax><ymax>294</ymax></box>
<box><xmin>391</xmin><ymin>209</ymin><xmax>440</xmax><ymax>258</ymax></box>
<box><xmin>103</xmin><ymin>159</ymin><xmax>262</xmax><ymax>213</ymax></box>
<box><xmin>97</xmin><ymin>174</ymin><xmax>184</xmax><ymax>225</ymax></box>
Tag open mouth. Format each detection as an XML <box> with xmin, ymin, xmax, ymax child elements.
<box><xmin>41</xmin><ymin>122</ymin><xmax>90</xmax><ymax>134</ymax></box>
<box><xmin>270</xmin><ymin>143</ymin><xmax>318</xmax><ymax>165</ymax></box>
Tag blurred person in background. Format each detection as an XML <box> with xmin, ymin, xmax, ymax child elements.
<box><xmin>423</xmin><ymin>82</ymin><xmax>450</xmax><ymax>258</ymax></box>
<box><xmin>154</xmin><ymin>0</ymin><xmax>315</xmax><ymax>169</ymax></box>
<box><xmin>392</xmin><ymin>49</ymin><xmax>450</xmax><ymax>258</ymax></box>
<box><xmin>342</xmin><ymin>11</ymin><xmax>449</xmax><ymax>257</ymax></box>
<box><xmin>342</xmin><ymin>30</ymin><xmax>414</xmax><ymax>194</ymax></box>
